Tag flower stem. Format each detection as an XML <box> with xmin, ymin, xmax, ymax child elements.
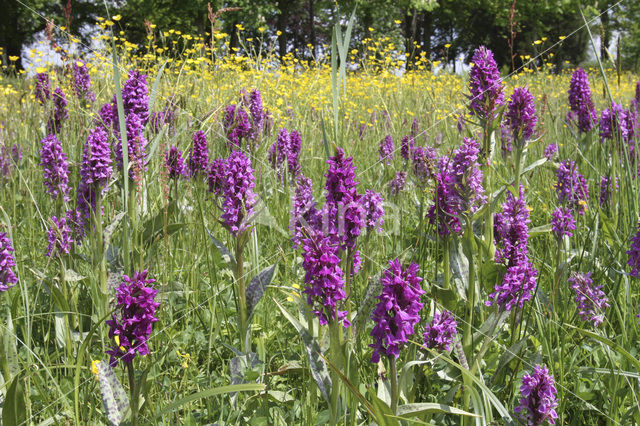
<box><xmin>443</xmin><ymin>237</ymin><xmax>451</xmax><ymax>290</ymax></box>
<box><xmin>127</xmin><ymin>362</ymin><xmax>138</xmax><ymax>426</ymax></box>
<box><xmin>514</xmin><ymin>146</ymin><xmax>523</xmax><ymax>190</ymax></box>
<box><xmin>389</xmin><ymin>356</ymin><xmax>399</xmax><ymax>415</ymax></box>
<box><xmin>235</xmin><ymin>235</ymin><xmax>248</xmax><ymax>353</ymax></box>
<box><xmin>463</xmin><ymin>218</ymin><xmax>476</xmax><ymax>361</ymax></box>
<box><xmin>329</xmin><ymin>319</ymin><xmax>342</xmax><ymax>425</ymax></box>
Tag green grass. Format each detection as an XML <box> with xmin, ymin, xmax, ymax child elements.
<box><xmin>1</xmin><ymin>27</ymin><xmax>640</xmax><ymax>424</ymax></box>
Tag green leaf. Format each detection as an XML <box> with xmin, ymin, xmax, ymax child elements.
<box><xmin>567</xmin><ymin>324</ymin><xmax>640</xmax><ymax>372</ymax></box>
<box><xmin>274</xmin><ymin>299</ymin><xmax>332</xmax><ymax>403</ymax></box>
<box><xmin>104</xmin><ymin>212</ymin><xmax>126</xmax><ymax>244</ymax></box>
<box><xmin>154</xmin><ymin>383</ymin><xmax>265</xmax><ymax>419</ymax></box>
<box><xmin>97</xmin><ymin>361</ymin><xmax>130</xmax><ymax>426</ymax></box>
<box><xmin>397</xmin><ymin>402</ymin><xmax>480</xmax><ymax>418</ymax></box>
<box><xmin>2</xmin><ymin>375</ymin><xmax>26</xmax><ymax>426</ymax></box>
<box><xmin>353</xmin><ymin>274</ymin><xmax>382</xmax><ymax>334</ymax></box>
<box><xmin>415</xmin><ymin>341</ymin><xmax>515</xmax><ymax>423</ymax></box>
<box><xmin>64</xmin><ymin>269</ymin><xmax>86</xmax><ymax>282</ymax></box>
<box><xmin>246</xmin><ymin>264</ymin><xmax>277</xmax><ymax>318</ymax></box>
<box><xmin>207</xmin><ymin>229</ymin><xmax>236</xmax><ymax>267</ymax></box>
<box><xmin>366</xmin><ymin>389</ymin><xmax>401</xmax><ymax>426</ymax></box>
<box><xmin>529</xmin><ymin>224</ymin><xmax>552</xmax><ymax>237</ymax></box>
<box><xmin>449</xmin><ymin>240</ymin><xmax>468</xmax><ymax>300</ymax></box>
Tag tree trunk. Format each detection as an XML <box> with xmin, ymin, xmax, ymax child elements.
<box><xmin>278</xmin><ymin>1</ymin><xmax>289</xmax><ymax>59</ymax></box>
<box><xmin>600</xmin><ymin>9</ymin><xmax>610</xmax><ymax>62</ymax></box>
<box><xmin>421</xmin><ymin>11</ymin><xmax>433</xmax><ymax>70</ymax></box>
<box><xmin>308</xmin><ymin>0</ymin><xmax>316</xmax><ymax>53</ymax></box>
<box><xmin>404</xmin><ymin>9</ymin><xmax>419</xmax><ymax>71</ymax></box>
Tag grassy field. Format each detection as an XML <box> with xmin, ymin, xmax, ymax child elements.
<box><xmin>1</xmin><ymin>20</ymin><xmax>640</xmax><ymax>425</ymax></box>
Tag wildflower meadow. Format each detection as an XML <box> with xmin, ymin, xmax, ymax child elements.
<box><xmin>2</xmin><ymin>4</ymin><xmax>640</xmax><ymax>426</ymax></box>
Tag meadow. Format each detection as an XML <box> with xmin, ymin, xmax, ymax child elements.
<box><xmin>1</xmin><ymin>16</ymin><xmax>640</xmax><ymax>426</ymax></box>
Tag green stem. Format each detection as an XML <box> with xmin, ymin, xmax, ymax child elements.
<box><xmin>462</xmin><ymin>218</ymin><xmax>476</xmax><ymax>361</ymax></box>
<box><xmin>329</xmin><ymin>319</ymin><xmax>342</xmax><ymax>426</ymax></box>
<box><xmin>443</xmin><ymin>237</ymin><xmax>451</xmax><ymax>290</ymax></box>
<box><xmin>389</xmin><ymin>356</ymin><xmax>399</xmax><ymax>415</ymax></box>
<box><xmin>127</xmin><ymin>362</ymin><xmax>138</xmax><ymax>426</ymax></box>
<box><xmin>235</xmin><ymin>235</ymin><xmax>248</xmax><ymax>353</ymax></box>
<box><xmin>471</xmin><ymin>310</ymin><xmax>503</xmax><ymax>375</ymax></box>
<box><xmin>514</xmin><ymin>145</ymin><xmax>523</xmax><ymax>191</ymax></box>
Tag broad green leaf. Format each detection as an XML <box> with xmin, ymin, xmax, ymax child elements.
<box><xmin>246</xmin><ymin>264</ymin><xmax>277</xmax><ymax>318</ymax></box>
<box><xmin>274</xmin><ymin>299</ymin><xmax>332</xmax><ymax>403</ymax></box>
<box><xmin>2</xmin><ymin>375</ymin><xmax>26</xmax><ymax>426</ymax></box>
<box><xmin>207</xmin><ymin>229</ymin><xmax>236</xmax><ymax>267</ymax></box>
<box><xmin>97</xmin><ymin>361</ymin><xmax>130</xmax><ymax>426</ymax></box>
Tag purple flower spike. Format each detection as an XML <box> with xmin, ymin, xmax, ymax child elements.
<box><xmin>35</xmin><ymin>72</ymin><xmax>50</xmax><ymax>104</ymax></box>
<box><xmin>468</xmin><ymin>46</ymin><xmax>504</xmax><ymax>122</ymax></box>
<box><xmin>95</xmin><ymin>102</ymin><xmax>114</xmax><ymax>130</ymax></box>
<box><xmin>361</xmin><ymin>189</ymin><xmax>384</xmax><ymax>233</ymax></box>
<box><xmin>489</xmin><ymin>185</ymin><xmax>537</xmax><ymax>311</ymax></box>
<box><xmin>423</xmin><ymin>310</ymin><xmax>458</xmax><ymax>351</ymax></box>
<box><xmin>165</xmin><ymin>146</ymin><xmax>188</xmax><ymax>180</ymax></box>
<box><xmin>0</xmin><ymin>232</ymin><xmax>18</xmax><ymax>292</ymax></box>
<box><xmin>400</xmin><ymin>135</ymin><xmax>415</xmax><ymax>161</ymax></box>
<box><xmin>11</xmin><ymin>144</ymin><xmax>22</xmax><ymax>164</ymax></box>
<box><xmin>494</xmin><ymin>185</ymin><xmax>531</xmax><ymax>265</ymax></box>
<box><xmin>568</xmin><ymin>68</ymin><xmax>597</xmax><ymax>134</ymax></box>
<box><xmin>551</xmin><ymin>207</ymin><xmax>576</xmax><ymax>239</ymax></box>
<box><xmin>370</xmin><ymin>259</ymin><xmax>424</xmax><ymax>363</ymax></box>
<box><xmin>47</xmin><ymin>88</ymin><xmax>69</xmax><ymax>134</ymax></box>
<box><xmin>411</xmin><ymin>145</ymin><xmax>437</xmax><ymax>183</ymax></box>
<box><xmin>555</xmin><ymin>160</ymin><xmax>589</xmax><ymax>215</ymax></box>
<box><xmin>242</xmin><ymin>89</ymin><xmax>265</xmax><ymax>142</ymax></box>
<box><xmin>77</xmin><ymin>127</ymin><xmax>111</xmax><ymax>227</ymax></box>
<box><xmin>515</xmin><ymin>365</ymin><xmax>558</xmax><ymax>426</ymax></box>
<box><xmin>428</xmin><ymin>137</ymin><xmax>485</xmax><ymax>237</ymax></box>
<box><xmin>504</xmin><ymin>86</ymin><xmax>537</xmax><ymax>148</ymax></box>
<box><xmin>46</xmin><ymin>216</ymin><xmax>72</xmax><ymax>257</ymax></box>
<box><xmin>207</xmin><ymin>158</ymin><xmax>227</xmax><ymax>196</ymax></box>
<box><xmin>189</xmin><ymin>131</ymin><xmax>209</xmax><ymax>177</ymax></box>
<box><xmin>568</xmin><ymin>272</ymin><xmax>609</xmax><ymax>327</ymax></box>
<box><xmin>40</xmin><ymin>134</ymin><xmax>71</xmax><ymax>202</ymax></box>
<box><xmin>115</xmin><ymin>113</ymin><xmax>148</xmax><ymax>180</ymax></box>
<box><xmin>106</xmin><ymin>270</ymin><xmax>159</xmax><ymax>366</ymax></box>
<box><xmin>599</xmin><ymin>176</ymin><xmax>617</xmax><ymax>207</ymax></box>
<box><xmin>627</xmin><ymin>218</ymin><xmax>640</xmax><ymax>277</ymax></box>
<box><xmin>323</xmin><ymin>147</ymin><xmax>364</xmax><ymax>250</ymax></box>
<box><xmin>302</xmin><ymin>229</ymin><xmax>349</xmax><ymax>327</ymax></box>
<box><xmin>121</xmin><ymin>70</ymin><xmax>149</xmax><ymax>125</ymax></box>
<box><xmin>487</xmin><ymin>259</ymin><xmax>537</xmax><ymax>312</ymax></box>
<box><xmin>390</xmin><ymin>171</ymin><xmax>406</xmax><ymax>196</ymax></box>
<box><xmin>288</xmin><ymin>131</ymin><xmax>302</xmax><ymax>176</ymax></box>
<box><xmin>270</xmin><ymin>128</ymin><xmax>290</xmax><ymax>176</ymax></box>
<box><xmin>379</xmin><ymin>135</ymin><xmax>395</xmax><ymax>165</ymax></box>
<box><xmin>80</xmin><ymin>126</ymin><xmax>112</xmax><ymax>192</ymax></box>
<box><xmin>544</xmin><ymin>144</ymin><xmax>557</xmax><ymax>161</ymax></box>
<box><xmin>73</xmin><ymin>60</ymin><xmax>95</xmax><ymax>102</ymax></box>
<box><xmin>224</xmin><ymin>104</ymin><xmax>251</xmax><ymax>148</ymax></box>
<box><xmin>599</xmin><ymin>102</ymin><xmax>627</xmax><ymax>143</ymax></box>
<box><xmin>290</xmin><ymin>174</ymin><xmax>320</xmax><ymax>249</ymax></box>
<box><xmin>221</xmin><ymin>150</ymin><xmax>256</xmax><ymax>235</ymax></box>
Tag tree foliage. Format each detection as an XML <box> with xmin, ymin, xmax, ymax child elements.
<box><xmin>3</xmin><ymin>0</ymin><xmax>640</xmax><ymax>71</ymax></box>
